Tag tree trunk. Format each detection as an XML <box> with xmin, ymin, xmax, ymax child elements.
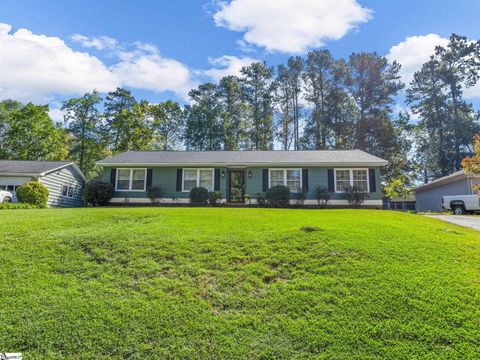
<box><xmin>450</xmin><ymin>85</ymin><xmax>461</xmax><ymax>170</ymax></box>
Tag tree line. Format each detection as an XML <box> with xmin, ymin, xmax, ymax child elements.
<box><xmin>0</xmin><ymin>34</ymin><xmax>479</xmax><ymax>191</ymax></box>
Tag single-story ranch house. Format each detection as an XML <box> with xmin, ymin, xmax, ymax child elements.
<box><xmin>0</xmin><ymin>160</ymin><xmax>86</xmax><ymax>207</ymax></box>
<box><xmin>415</xmin><ymin>170</ymin><xmax>480</xmax><ymax>212</ymax></box>
<box><xmin>97</xmin><ymin>150</ymin><xmax>387</xmax><ymax>207</ymax></box>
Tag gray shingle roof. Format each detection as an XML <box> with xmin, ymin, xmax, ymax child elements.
<box><xmin>97</xmin><ymin>150</ymin><xmax>388</xmax><ymax>166</ymax></box>
<box><xmin>0</xmin><ymin>160</ymin><xmax>73</xmax><ymax>175</ymax></box>
<box><xmin>414</xmin><ymin>170</ymin><xmax>479</xmax><ymax>192</ymax></box>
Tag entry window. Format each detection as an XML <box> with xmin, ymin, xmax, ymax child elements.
<box><xmin>335</xmin><ymin>169</ymin><xmax>369</xmax><ymax>193</ymax></box>
<box><xmin>269</xmin><ymin>169</ymin><xmax>302</xmax><ymax>192</ymax></box>
<box><xmin>183</xmin><ymin>169</ymin><xmax>214</xmax><ymax>191</ymax></box>
<box><xmin>116</xmin><ymin>169</ymin><xmax>146</xmax><ymax>191</ymax></box>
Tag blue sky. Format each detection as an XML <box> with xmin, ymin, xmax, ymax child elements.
<box><xmin>1</xmin><ymin>0</ymin><xmax>479</xmax><ymax>119</ymax></box>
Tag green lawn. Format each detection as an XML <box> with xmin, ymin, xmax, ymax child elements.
<box><xmin>1</xmin><ymin>208</ymin><xmax>479</xmax><ymax>359</ymax></box>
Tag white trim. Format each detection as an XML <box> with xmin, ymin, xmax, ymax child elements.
<box><xmin>115</xmin><ymin>168</ymin><xmax>147</xmax><ymax>192</ymax></box>
<box><xmin>249</xmin><ymin>199</ymin><xmax>382</xmax><ymax>206</ymax></box>
<box><xmin>268</xmin><ymin>168</ymin><xmax>302</xmax><ymax>192</ymax></box>
<box><xmin>109</xmin><ymin>197</ymin><xmax>227</xmax><ymax>204</ymax></box>
<box><xmin>41</xmin><ymin>162</ymin><xmax>87</xmax><ymax>182</ymax></box>
<box><xmin>182</xmin><ymin>168</ymin><xmax>215</xmax><ymax>192</ymax></box>
<box><xmin>334</xmin><ymin>168</ymin><xmax>369</xmax><ymax>193</ymax></box>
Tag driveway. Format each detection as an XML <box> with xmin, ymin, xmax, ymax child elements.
<box><xmin>426</xmin><ymin>215</ymin><xmax>480</xmax><ymax>231</ymax></box>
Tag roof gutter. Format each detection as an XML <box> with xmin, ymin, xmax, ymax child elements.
<box><xmin>96</xmin><ymin>161</ymin><xmax>388</xmax><ymax>167</ymax></box>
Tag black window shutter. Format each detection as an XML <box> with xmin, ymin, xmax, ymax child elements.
<box><xmin>302</xmin><ymin>169</ymin><xmax>308</xmax><ymax>192</ymax></box>
<box><xmin>110</xmin><ymin>168</ymin><xmax>116</xmax><ymax>187</ymax></box>
<box><xmin>369</xmin><ymin>169</ymin><xmax>376</xmax><ymax>193</ymax></box>
<box><xmin>176</xmin><ymin>169</ymin><xmax>183</xmax><ymax>192</ymax></box>
<box><xmin>262</xmin><ymin>169</ymin><xmax>269</xmax><ymax>192</ymax></box>
<box><xmin>327</xmin><ymin>169</ymin><xmax>335</xmax><ymax>192</ymax></box>
<box><xmin>146</xmin><ymin>169</ymin><xmax>153</xmax><ymax>189</ymax></box>
<box><xmin>214</xmin><ymin>169</ymin><xmax>220</xmax><ymax>191</ymax></box>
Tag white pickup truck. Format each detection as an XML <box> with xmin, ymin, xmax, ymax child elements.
<box><xmin>442</xmin><ymin>195</ymin><xmax>480</xmax><ymax>215</ymax></box>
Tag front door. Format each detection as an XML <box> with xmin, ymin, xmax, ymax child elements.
<box><xmin>229</xmin><ymin>170</ymin><xmax>245</xmax><ymax>203</ymax></box>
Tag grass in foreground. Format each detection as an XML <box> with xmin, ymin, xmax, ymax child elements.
<box><xmin>0</xmin><ymin>208</ymin><xmax>479</xmax><ymax>359</ymax></box>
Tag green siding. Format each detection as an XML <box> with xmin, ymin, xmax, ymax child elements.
<box><xmin>102</xmin><ymin>166</ymin><xmax>383</xmax><ymax>201</ymax></box>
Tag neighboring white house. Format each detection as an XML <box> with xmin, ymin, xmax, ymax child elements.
<box><xmin>0</xmin><ymin>160</ymin><xmax>86</xmax><ymax>207</ymax></box>
<box><xmin>414</xmin><ymin>171</ymin><xmax>480</xmax><ymax>212</ymax></box>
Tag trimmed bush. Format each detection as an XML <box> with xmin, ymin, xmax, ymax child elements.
<box><xmin>208</xmin><ymin>191</ymin><xmax>222</xmax><ymax>206</ymax></box>
<box><xmin>266</xmin><ymin>185</ymin><xmax>291</xmax><ymax>207</ymax></box>
<box><xmin>84</xmin><ymin>180</ymin><xmax>114</xmax><ymax>206</ymax></box>
<box><xmin>346</xmin><ymin>186</ymin><xmax>368</xmax><ymax>208</ymax></box>
<box><xmin>16</xmin><ymin>181</ymin><xmax>49</xmax><ymax>207</ymax></box>
<box><xmin>147</xmin><ymin>185</ymin><xmax>163</xmax><ymax>204</ymax></box>
<box><xmin>314</xmin><ymin>186</ymin><xmax>331</xmax><ymax>208</ymax></box>
<box><xmin>189</xmin><ymin>187</ymin><xmax>209</xmax><ymax>205</ymax></box>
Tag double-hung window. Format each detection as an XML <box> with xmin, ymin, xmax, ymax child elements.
<box><xmin>182</xmin><ymin>169</ymin><xmax>214</xmax><ymax>192</ymax></box>
<box><xmin>62</xmin><ymin>185</ymin><xmax>74</xmax><ymax>198</ymax></box>
<box><xmin>334</xmin><ymin>169</ymin><xmax>369</xmax><ymax>193</ymax></box>
<box><xmin>116</xmin><ymin>169</ymin><xmax>147</xmax><ymax>191</ymax></box>
<box><xmin>269</xmin><ymin>169</ymin><xmax>302</xmax><ymax>192</ymax></box>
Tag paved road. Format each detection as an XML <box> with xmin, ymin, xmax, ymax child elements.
<box><xmin>426</xmin><ymin>215</ymin><xmax>480</xmax><ymax>231</ymax></box>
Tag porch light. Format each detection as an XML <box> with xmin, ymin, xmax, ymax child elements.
<box><xmin>248</xmin><ymin>170</ymin><xmax>252</xmax><ymax>178</ymax></box>
<box><xmin>221</xmin><ymin>170</ymin><xmax>225</xmax><ymax>178</ymax></box>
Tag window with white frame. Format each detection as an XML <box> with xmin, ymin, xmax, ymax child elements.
<box><xmin>183</xmin><ymin>169</ymin><xmax>214</xmax><ymax>191</ymax></box>
<box><xmin>353</xmin><ymin>170</ymin><xmax>368</xmax><ymax>192</ymax></box>
<box><xmin>335</xmin><ymin>169</ymin><xmax>368</xmax><ymax>193</ymax></box>
<box><xmin>269</xmin><ymin>169</ymin><xmax>302</xmax><ymax>192</ymax></box>
<box><xmin>116</xmin><ymin>169</ymin><xmax>147</xmax><ymax>191</ymax></box>
<box><xmin>62</xmin><ymin>185</ymin><xmax>74</xmax><ymax>198</ymax></box>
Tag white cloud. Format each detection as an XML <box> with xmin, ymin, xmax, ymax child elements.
<box><xmin>0</xmin><ymin>23</ymin><xmax>119</xmax><ymax>102</ymax></box>
<box><xmin>0</xmin><ymin>24</ymin><xmax>199</xmax><ymax>102</ymax></box>
<box><xmin>386</xmin><ymin>34</ymin><xmax>449</xmax><ymax>86</ymax></box>
<box><xmin>386</xmin><ymin>33</ymin><xmax>480</xmax><ymax>99</ymax></box>
<box><xmin>213</xmin><ymin>0</ymin><xmax>372</xmax><ymax>53</ymax></box>
<box><xmin>201</xmin><ymin>55</ymin><xmax>256</xmax><ymax>81</ymax></box>
<box><xmin>111</xmin><ymin>44</ymin><xmax>197</xmax><ymax>100</ymax></box>
<box><xmin>71</xmin><ymin>34</ymin><xmax>118</xmax><ymax>50</ymax></box>
<box><xmin>48</xmin><ymin>107</ymin><xmax>65</xmax><ymax>123</ymax></box>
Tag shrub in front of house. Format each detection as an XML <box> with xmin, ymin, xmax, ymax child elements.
<box><xmin>293</xmin><ymin>188</ymin><xmax>307</xmax><ymax>207</ymax></box>
<box><xmin>255</xmin><ymin>192</ymin><xmax>266</xmax><ymax>206</ymax></box>
<box><xmin>208</xmin><ymin>191</ymin><xmax>222</xmax><ymax>206</ymax></box>
<box><xmin>345</xmin><ymin>186</ymin><xmax>368</xmax><ymax>208</ymax></box>
<box><xmin>147</xmin><ymin>185</ymin><xmax>163</xmax><ymax>204</ymax></box>
<box><xmin>189</xmin><ymin>187</ymin><xmax>209</xmax><ymax>205</ymax></box>
<box><xmin>314</xmin><ymin>185</ymin><xmax>331</xmax><ymax>208</ymax></box>
<box><xmin>16</xmin><ymin>181</ymin><xmax>49</xmax><ymax>207</ymax></box>
<box><xmin>84</xmin><ymin>180</ymin><xmax>114</xmax><ymax>206</ymax></box>
<box><xmin>266</xmin><ymin>185</ymin><xmax>291</xmax><ymax>207</ymax></box>
<box><xmin>0</xmin><ymin>202</ymin><xmax>39</xmax><ymax>210</ymax></box>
